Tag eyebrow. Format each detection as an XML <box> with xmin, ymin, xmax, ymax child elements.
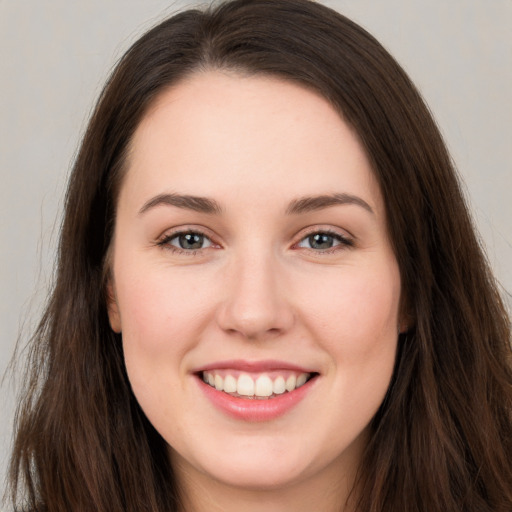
<box><xmin>285</xmin><ymin>193</ymin><xmax>374</xmax><ymax>215</ymax></box>
<box><xmin>138</xmin><ymin>192</ymin><xmax>374</xmax><ymax>216</ymax></box>
<box><xmin>139</xmin><ymin>193</ymin><xmax>223</xmax><ymax>215</ymax></box>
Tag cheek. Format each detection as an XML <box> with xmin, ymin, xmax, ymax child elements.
<box><xmin>113</xmin><ymin>263</ymin><xmax>218</xmax><ymax>396</ymax></box>
<box><xmin>300</xmin><ymin>262</ymin><xmax>400</xmax><ymax>413</ymax></box>
<box><xmin>116</xmin><ymin>265</ymin><xmax>211</xmax><ymax>341</ymax></box>
<box><xmin>306</xmin><ymin>267</ymin><xmax>400</xmax><ymax>428</ymax></box>
<box><xmin>115</xmin><ymin>265</ymin><xmax>219</xmax><ymax>423</ymax></box>
<box><xmin>301</xmin><ymin>265</ymin><xmax>401</xmax><ymax>350</ymax></box>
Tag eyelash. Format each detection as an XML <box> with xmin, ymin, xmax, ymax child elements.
<box><xmin>156</xmin><ymin>228</ymin><xmax>354</xmax><ymax>256</ymax></box>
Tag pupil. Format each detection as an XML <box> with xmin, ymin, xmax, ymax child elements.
<box><xmin>309</xmin><ymin>233</ymin><xmax>333</xmax><ymax>249</ymax></box>
<box><xmin>180</xmin><ymin>233</ymin><xmax>203</xmax><ymax>249</ymax></box>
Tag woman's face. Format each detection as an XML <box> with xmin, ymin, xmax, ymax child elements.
<box><xmin>108</xmin><ymin>71</ymin><xmax>402</xmax><ymax>496</ymax></box>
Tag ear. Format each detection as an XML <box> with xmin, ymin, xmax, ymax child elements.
<box><xmin>398</xmin><ymin>311</ymin><xmax>415</xmax><ymax>335</ymax></box>
<box><xmin>106</xmin><ymin>278</ymin><xmax>122</xmax><ymax>333</ymax></box>
<box><xmin>398</xmin><ymin>320</ymin><xmax>408</xmax><ymax>335</ymax></box>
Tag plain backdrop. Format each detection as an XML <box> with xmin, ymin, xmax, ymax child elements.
<box><xmin>1</xmin><ymin>0</ymin><xmax>511</xmax><ymax>494</ymax></box>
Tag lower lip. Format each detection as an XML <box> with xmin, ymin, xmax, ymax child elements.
<box><xmin>196</xmin><ymin>375</ymin><xmax>317</xmax><ymax>422</ymax></box>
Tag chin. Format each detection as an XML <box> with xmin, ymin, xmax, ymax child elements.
<box><xmin>169</xmin><ymin>433</ymin><xmax>319</xmax><ymax>491</ymax></box>
<box><xmin>171</xmin><ymin>427</ymin><xmax>361</xmax><ymax>495</ymax></box>
<box><xmin>204</xmin><ymin>456</ymin><xmax>310</xmax><ymax>491</ymax></box>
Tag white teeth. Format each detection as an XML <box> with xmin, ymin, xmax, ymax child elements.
<box><xmin>224</xmin><ymin>374</ymin><xmax>237</xmax><ymax>393</ymax></box>
<box><xmin>285</xmin><ymin>375</ymin><xmax>296</xmax><ymax>392</ymax></box>
<box><xmin>237</xmin><ymin>374</ymin><xmax>255</xmax><ymax>396</ymax></box>
<box><xmin>255</xmin><ymin>375</ymin><xmax>273</xmax><ymax>397</ymax></box>
<box><xmin>296</xmin><ymin>373</ymin><xmax>308</xmax><ymax>388</ymax></box>
<box><xmin>202</xmin><ymin>371</ymin><xmax>313</xmax><ymax>397</ymax></box>
<box><xmin>273</xmin><ymin>376</ymin><xmax>286</xmax><ymax>394</ymax></box>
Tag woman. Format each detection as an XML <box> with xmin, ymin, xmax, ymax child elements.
<box><xmin>8</xmin><ymin>0</ymin><xmax>512</xmax><ymax>510</ymax></box>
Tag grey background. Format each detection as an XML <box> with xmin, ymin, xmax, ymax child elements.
<box><xmin>1</xmin><ymin>0</ymin><xmax>511</xmax><ymax>496</ymax></box>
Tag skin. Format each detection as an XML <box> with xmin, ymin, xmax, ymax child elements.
<box><xmin>107</xmin><ymin>71</ymin><xmax>403</xmax><ymax>512</ymax></box>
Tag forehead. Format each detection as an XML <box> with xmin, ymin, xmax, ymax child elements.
<box><xmin>122</xmin><ymin>70</ymin><xmax>383</xmax><ymax>216</ymax></box>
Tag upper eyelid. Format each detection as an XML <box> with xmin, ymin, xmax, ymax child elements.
<box><xmin>294</xmin><ymin>225</ymin><xmax>354</xmax><ymax>242</ymax></box>
<box><xmin>294</xmin><ymin>231</ymin><xmax>353</xmax><ymax>249</ymax></box>
<box><xmin>157</xmin><ymin>225</ymin><xmax>217</xmax><ymax>241</ymax></box>
<box><xmin>165</xmin><ymin>231</ymin><xmax>212</xmax><ymax>243</ymax></box>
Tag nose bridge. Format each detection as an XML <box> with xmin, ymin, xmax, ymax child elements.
<box><xmin>216</xmin><ymin>245</ymin><xmax>293</xmax><ymax>339</ymax></box>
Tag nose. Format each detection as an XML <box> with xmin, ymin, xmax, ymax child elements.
<box><xmin>216</xmin><ymin>252</ymin><xmax>295</xmax><ymax>341</ymax></box>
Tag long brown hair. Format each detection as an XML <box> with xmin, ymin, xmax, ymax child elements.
<box><xmin>8</xmin><ymin>1</ymin><xmax>512</xmax><ymax>510</ymax></box>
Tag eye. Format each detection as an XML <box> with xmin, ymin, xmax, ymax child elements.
<box><xmin>160</xmin><ymin>231</ymin><xmax>213</xmax><ymax>251</ymax></box>
<box><xmin>296</xmin><ymin>231</ymin><xmax>352</xmax><ymax>251</ymax></box>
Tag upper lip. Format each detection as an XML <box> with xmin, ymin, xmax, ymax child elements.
<box><xmin>193</xmin><ymin>359</ymin><xmax>316</xmax><ymax>374</ymax></box>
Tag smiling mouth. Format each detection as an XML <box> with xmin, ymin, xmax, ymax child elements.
<box><xmin>200</xmin><ymin>370</ymin><xmax>317</xmax><ymax>400</ymax></box>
